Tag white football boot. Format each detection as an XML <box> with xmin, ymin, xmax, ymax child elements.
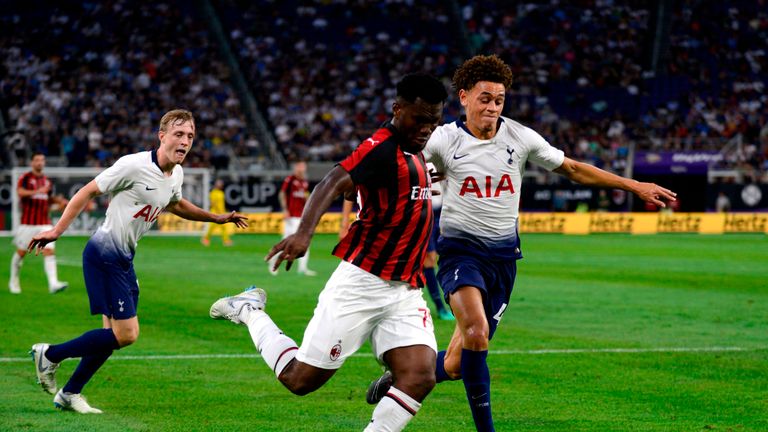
<box><xmin>9</xmin><ymin>277</ymin><xmax>21</xmax><ymax>294</ymax></box>
<box><xmin>209</xmin><ymin>286</ymin><xmax>267</xmax><ymax>324</ymax></box>
<box><xmin>49</xmin><ymin>281</ymin><xmax>69</xmax><ymax>294</ymax></box>
<box><xmin>30</xmin><ymin>343</ymin><xmax>59</xmax><ymax>394</ymax></box>
<box><xmin>54</xmin><ymin>390</ymin><xmax>103</xmax><ymax>414</ymax></box>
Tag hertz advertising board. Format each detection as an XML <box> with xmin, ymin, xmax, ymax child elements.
<box><xmin>158</xmin><ymin>212</ymin><xmax>768</xmax><ymax>235</ymax></box>
<box><xmin>158</xmin><ymin>212</ymin><xmax>355</xmax><ymax>234</ymax></box>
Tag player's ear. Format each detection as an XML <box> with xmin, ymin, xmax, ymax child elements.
<box><xmin>157</xmin><ymin>130</ymin><xmax>165</xmax><ymax>143</ymax></box>
<box><xmin>392</xmin><ymin>102</ymin><xmax>401</xmax><ymax>120</ymax></box>
<box><xmin>458</xmin><ymin>89</ymin><xmax>469</xmax><ymax>107</ymax></box>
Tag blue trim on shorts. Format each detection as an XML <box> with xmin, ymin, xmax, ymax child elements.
<box><xmin>83</xmin><ymin>237</ymin><xmax>139</xmax><ymax>319</ymax></box>
<box><xmin>437</xmin><ymin>252</ymin><xmax>517</xmax><ymax>340</ymax></box>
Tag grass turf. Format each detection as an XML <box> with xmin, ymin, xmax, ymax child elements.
<box><xmin>1</xmin><ymin>233</ymin><xmax>766</xmax><ymax>431</ymax></box>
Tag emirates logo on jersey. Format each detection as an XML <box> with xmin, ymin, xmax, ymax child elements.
<box><xmin>410</xmin><ymin>186</ymin><xmax>431</xmax><ymax>200</ymax></box>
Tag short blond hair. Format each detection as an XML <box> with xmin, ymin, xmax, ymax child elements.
<box><xmin>159</xmin><ymin>109</ymin><xmax>195</xmax><ymax>132</ymax></box>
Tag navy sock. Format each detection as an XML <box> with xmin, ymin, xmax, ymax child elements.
<box><xmin>45</xmin><ymin>329</ymin><xmax>120</xmax><ymax>363</ymax></box>
<box><xmin>423</xmin><ymin>267</ymin><xmax>446</xmax><ymax>313</ymax></box>
<box><xmin>435</xmin><ymin>350</ymin><xmax>452</xmax><ymax>383</ymax></box>
<box><xmin>62</xmin><ymin>350</ymin><xmax>113</xmax><ymax>394</ymax></box>
<box><xmin>461</xmin><ymin>349</ymin><xmax>494</xmax><ymax>432</ymax></box>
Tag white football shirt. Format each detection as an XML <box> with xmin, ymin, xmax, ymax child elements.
<box><xmin>92</xmin><ymin>151</ymin><xmax>183</xmax><ymax>257</ymax></box>
<box><xmin>423</xmin><ymin>116</ymin><xmax>564</xmax><ymax>256</ymax></box>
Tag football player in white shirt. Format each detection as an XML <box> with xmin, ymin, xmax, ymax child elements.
<box><xmin>368</xmin><ymin>55</ymin><xmax>676</xmax><ymax>431</ymax></box>
<box><xmin>26</xmin><ymin>109</ymin><xmax>248</xmax><ymax>414</ymax></box>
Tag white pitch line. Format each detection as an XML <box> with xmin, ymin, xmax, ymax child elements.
<box><xmin>1</xmin><ymin>346</ymin><xmax>763</xmax><ymax>363</ymax></box>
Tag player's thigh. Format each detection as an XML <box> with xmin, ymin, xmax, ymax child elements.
<box><xmin>296</xmin><ymin>261</ymin><xmax>389</xmax><ymax>369</ymax></box>
<box><xmin>371</xmin><ymin>285</ymin><xmax>437</xmax><ymax>364</ymax></box>
<box><xmin>14</xmin><ymin>224</ymin><xmax>55</xmax><ymax>250</ymax></box>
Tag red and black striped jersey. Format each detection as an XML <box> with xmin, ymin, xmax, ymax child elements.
<box><xmin>281</xmin><ymin>175</ymin><xmax>308</xmax><ymax>217</ymax></box>
<box><xmin>333</xmin><ymin>123</ymin><xmax>434</xmax><ymax>288</ymax></box>
<box><xmin>18</xmin><ymin>172</ymin><xmax>52</xmax><ymax>225</ymax></box>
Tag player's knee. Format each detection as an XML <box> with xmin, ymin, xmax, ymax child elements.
<box><xmin>461</xmin><ymin>323</ymin><xmax>489</xmax><ymax>350</ymax></box>
<box><xmin>281</xmin><ymin>378</ymin><xmax>321</xmax><ymax>396</ymax></box>
<box><xmin>278</xmin><ymin>366</ymin><xmax>324</xmax><ymax>396</ymax></box>
<box><xmin>393</xmin><ymin>367</ymin><xmax>435</xmax><ymax>400</ymax></box>
<box><xmin>114</xmin><ymin>327</ymin><xmax>139</xmax><ymax>347</ymax></box>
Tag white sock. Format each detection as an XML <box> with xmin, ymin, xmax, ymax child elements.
<box><xmin>298</xmin><ymin>252</ymin><xmax>309</xmax><ymax>272</ymax></box>
<box><xmin>243</xmin><ymin>308</ymin><xmax>298</xmax><ymax>378</ymax></box>
<box><xmin>364</xmin><ymin>386</ymin><xmax>421</xmax><ymax>432</ymax></box>
<box><xmin>44</xmin><ymin>255</ymin><xmax>60</xmax><ymax>286</ymax></box>
<box><xmin>10</xmin><ymin>253</ymin><xmax>23</xmax><ymax>285</ymax></box>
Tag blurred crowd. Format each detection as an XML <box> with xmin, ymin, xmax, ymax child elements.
<box><xmin>1</xmin><ymin>0</ymin><xmax>766</xmax><ymax>180</ymax></box>
<box><xmin>0</xmin><ymin>0</ymin><xmax>251</xmax><ymax>169</ymax></box>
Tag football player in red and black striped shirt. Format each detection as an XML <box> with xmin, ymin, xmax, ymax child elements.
<box><xmin>268</xmin><ymin>161</ymin><xmax>316</xmax><ymax>276</ymax></box>
<box><xmin>9</xmin><ymin>152</ymin><xmax>69</xmax><ymax>294</ymax></box>
<box><xmin>211</xmin><ymin>73</ymin><xmax>448</xmax><ymax>431</ymax></box>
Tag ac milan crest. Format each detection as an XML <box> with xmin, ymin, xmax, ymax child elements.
<box><xmin>329</xmin><ymin>343</ymin><xmax>342</xmax><ymax>361</ymax></box>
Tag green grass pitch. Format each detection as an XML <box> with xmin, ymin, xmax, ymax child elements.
<box><xmin>1</xmin><ymin>233</ymin><xmax>766</xmax><ymax>431</ymax></box>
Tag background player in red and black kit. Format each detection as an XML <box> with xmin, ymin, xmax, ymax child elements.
<box><xmin>9</xmin><ymin>152</ymin><xmax>69</xmax><ymax>294</ymax></box>
<box><xmin>269</xmin><ymin>161</ymin><xmax>316</xmax><ymax>276</ymax></box>
<box><xmin>210</xmin><ymin>73</ymin><xmax>448</xmax><ymax>431</ymax></box>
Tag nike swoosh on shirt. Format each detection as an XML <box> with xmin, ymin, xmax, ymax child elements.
<box><xmin>453</xmin><ymin>153</ymin><xmax>469</xmax><ymax>160</ymax></box>
<box><xmin>145</xmin><ymin>186</ymin><xmax>158</xmax><ymax>191</ymax></box>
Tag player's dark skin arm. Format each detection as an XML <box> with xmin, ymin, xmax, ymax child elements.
<box><xmin>266</xmin><ymin>166</ymin><xmax>354</xmax><ymax>271</ymax></box>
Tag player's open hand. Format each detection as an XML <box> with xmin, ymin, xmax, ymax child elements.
<box><xmin>634</xmin><ymin>182</ymin><xmax>677</xmax><ymax>208</ymax></box>
<box><xmin>265</xmin><ymin>233</ymin><xmax>310</xmax><ymax>272</ymax></box>
<box><xmin>219</xmin><ymin>211</ymin><xmax>249</xmax><ymax>228</ymax></box>
<box><xmin>27</xmin><ymin>230</ymin><xmax>60</xmax><ymax>255</ymax></box>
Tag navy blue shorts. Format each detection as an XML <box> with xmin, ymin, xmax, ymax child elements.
<box><xmin>437</xmin><ymin>253</ymin><xmax>517</xmax><ymax>340</ymax></box>
<box><xmin>427</xmin><ymin>209</ymin><xmax>441</xmax><ymax>253</ymax></box>
<box><xmin>82</xmin><ymin>238</ymin><xmax>139</xmax><ymax>320</ymax></box>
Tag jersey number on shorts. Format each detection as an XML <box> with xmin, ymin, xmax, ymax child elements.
<box><xmin>492</xmin><ymin>303</ymin><xmax>508</xmax><ymax>322</ymax></box>
<box><xmin>418</xmin><ymin>308</ymin><xmax>430</xmax><ymax>327</ymax></box>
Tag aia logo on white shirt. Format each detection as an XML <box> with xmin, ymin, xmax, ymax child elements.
<box><xmin>459</xmin><ymin>175</ymin><xmax>515</xmax><ymax>198</ymax></box>
<box><xmin>133</xmin><ymin>205</ymin><xmax>162</xmax><ymax>223</ymax></box>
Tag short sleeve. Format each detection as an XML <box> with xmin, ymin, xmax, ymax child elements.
<box><xmin>95</xmin><ymin>155</ymin><xmax>136</xmax><ymax>194</ymax></box>
<box><xmin>280</xmin><ymin>176</ymin><xmax>291</xmax><ymax>194</ymax></box>
<box><xmin>338</xmin><ymin>139</ymin><xmax>395</xmax><ymax>187</ymax></box>
<box><xmin>422</xmin><ymin>126</ymin><xmax>447</xmax><ymax>173</ymax></box>
<box><xmin>170</xmin><ymin>167</ymin><xmax>183</xmax><ymax>202</ymax></box>
<box><xmin>523</xmin><ymin>127</ymin><xmax>565</xmax><ymax>171</ymax></box>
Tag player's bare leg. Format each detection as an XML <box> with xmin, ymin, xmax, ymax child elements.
<box><xmin>277</xmin><ymin>360</ymin><xmax>337</xmax><ymax>395</ymax></box>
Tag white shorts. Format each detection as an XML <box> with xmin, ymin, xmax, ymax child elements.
<box><xmin>283</xmin><ymin>217</ymin><xmax>300</xmax><ymax>237</ymax></box>
<box><xmin>13</xmin><ymin>225</ymin><xmax>55</xmax><ymax>251</ymax></box>
<box><xmin>296</xmin><ymin>261</ymin><xmax>437</xmax><ymax>369</ymax></box>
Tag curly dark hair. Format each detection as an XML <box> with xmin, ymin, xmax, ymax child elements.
<box><xmin>452</xmin><ymin>55</ymin><xmax>514</xmax><ymax>92</ymax></box>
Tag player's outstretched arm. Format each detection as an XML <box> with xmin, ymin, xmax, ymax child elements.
<box><xmin>267</xmin><ymin>166</ymin><xmax>354</xmax><ymax>271</ymax></box>
<box><xmin>554</xmin><ymin>157</ymin><xmax>677</xmax><ymax>208</ymax></box>
<box><xmin>28</xmin><ymin>180</ymin><xmax>102</xmax><ymax>255</ymax></box>
<box><xmin>166</xmin><ymin>198</ymin><xmax>248</xmax><ymax>228</ymax></box>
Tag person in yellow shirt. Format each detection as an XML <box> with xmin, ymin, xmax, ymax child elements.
<box><xmin>202</xmin><ymin>179</ymin><xmax>234</xmax><ymax>246</ymax></box>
